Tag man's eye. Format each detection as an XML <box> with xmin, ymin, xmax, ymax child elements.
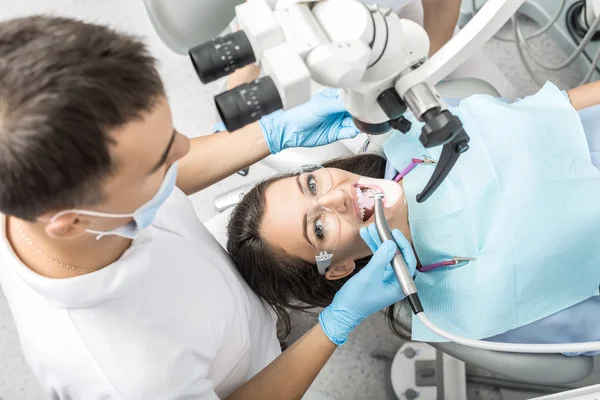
<box><xmin>307</xmin><ymin>175</ymin><xmax>318</xmax><ymax>194</ymax></box>
<box><xmin>314</xmin><ymin>218</ymin><xmax>325</xmax><ymax>240</ymax></box>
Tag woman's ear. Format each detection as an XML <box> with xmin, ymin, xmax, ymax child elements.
<box><xmin>325</xmin><ymin>259</ymin><xmax>356</xmax><ymax>281</ymax></box>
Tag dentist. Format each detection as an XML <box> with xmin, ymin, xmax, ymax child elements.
<box><xmin>0</xmin><ymin>15</ymin><xmax>414</xmax><ymax>400</ymax></box>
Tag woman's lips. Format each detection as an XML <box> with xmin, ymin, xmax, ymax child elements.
<box><xmin>351</xmin><ymin>185</ymin><xmax>364</xmax><ymax>222</ymax></box>
<box><xmin>352</xmin><ymin>185</ymin><xmax>378</xmax><ymax>223</ymax></box>
<box><xmin>357</xmin><ymin>177</ymin><xmax>404</xmax><ymax>209</ymax></box>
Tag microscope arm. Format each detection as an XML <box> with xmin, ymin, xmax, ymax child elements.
<box><xmin>389</xmin><ymin>0</ymin><xmax>526</xmax><ymax>202</ymax></box>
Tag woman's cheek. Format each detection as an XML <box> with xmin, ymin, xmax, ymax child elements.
<box><xmin>339</xmin><ymin>221</ymin><xmax>370</xmax><ymax>261</ymax></box>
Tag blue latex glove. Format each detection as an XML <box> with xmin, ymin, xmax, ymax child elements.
<box><xmin>359</xmin><ymin>224</ymin><xmax>418</xmax><ymax>275</ymax></box>
<box><xmin>319</xmin><ymin>228</ymin><xmax>417</xmax><ymax>346</ymax></box>
<box><xmin>259</xmin><ymin>88</ymin><xmax>359</xmax><ymax>154</ymax></box>
<box><xmin>213</xmin><ymin>121</ymin><xmax>226</xmax><ymax>132</ymax></box>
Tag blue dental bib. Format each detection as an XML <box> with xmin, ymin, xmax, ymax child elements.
<box><xmin>383</xmin><ymin>82</ymin><xmax>600</xmax><ymax>341</ymax></box>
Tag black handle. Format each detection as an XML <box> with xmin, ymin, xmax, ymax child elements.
<box><xmin>417</xmin><ymin>110</ymin><xmax>470</xmax><ymax>203</ymax></box>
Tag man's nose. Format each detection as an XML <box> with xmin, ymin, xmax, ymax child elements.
<box><xmin>317</xmin><ymin>190</ymin><xmax>347</xmax><ymax>213</ymax></box>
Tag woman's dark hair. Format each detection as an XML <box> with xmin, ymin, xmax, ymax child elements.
<box><xmin>226</xmin><ymin>154</ymin><xmax>407</xmax><ymax>339</ymax></box>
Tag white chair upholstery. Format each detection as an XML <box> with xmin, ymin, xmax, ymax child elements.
<box><xmin>204</xmin><ymin>206</ymin><xmax>235</xmax><ymax>250</ymax></box>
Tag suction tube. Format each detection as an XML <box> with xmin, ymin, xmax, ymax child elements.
<box><xmin>371</xmin><ymin>194</ymin><xmax>600</xmax><ymax>354</ymax></box>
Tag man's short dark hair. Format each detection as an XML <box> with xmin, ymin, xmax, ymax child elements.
<box><xmin>0</xmin><ymin>16</ymin><xmax>165</xmax><ymax>220</ymax></box>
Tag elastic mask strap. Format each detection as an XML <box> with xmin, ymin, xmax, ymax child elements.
<box><xmin>87</xmin><ymin>228</ymin><xmax>128</xmax><ymax>241</ymax></box>
<box><xmin>51</xmin><ymin>209</ymin><xmax>135</xmax><ymax>222</ymax></box>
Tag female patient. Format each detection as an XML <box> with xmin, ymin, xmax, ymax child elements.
<box><xmin>226</xmin><ymin>81</ymin><xmax>600</xmax><ymax>349</ymax></box>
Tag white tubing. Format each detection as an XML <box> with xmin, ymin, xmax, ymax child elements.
<box><xmin>515</xmin><ymin>7</ymin><xmax>600</xmax><ymax>71</ymax></box>
<box><xmin>472</xmin><ymin>0</ymin><xmax>566</xmax><ymax>42</ymax></box>
<box><xmin>473</xmin><ymin>0</ymin><xmax>600</xmax><ymax>87</ymax></box>
<box><xmin>417</xmin><ymin>313</ymin><xmax>600</xmax><ymax>353</ymax></box>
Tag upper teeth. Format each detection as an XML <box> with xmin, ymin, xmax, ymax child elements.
<box><xmin>355</xmin><ymin>187</ymin><xmax>375</xmax><ymax>221</ymax></box>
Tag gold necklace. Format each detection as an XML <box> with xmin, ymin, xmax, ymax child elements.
<box><xmin>16</xmin><ymin>222</ymin><xmax>98</xmax><ymax>273</ymax></box>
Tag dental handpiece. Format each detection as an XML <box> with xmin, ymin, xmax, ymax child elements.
<box><xmin>372</xmin><ymin>193</ymin><xmax>424</xmax><ymax>314</ymax></box>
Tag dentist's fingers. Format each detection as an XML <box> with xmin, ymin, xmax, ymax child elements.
<box><xmin>360</xmin><ymin>227</ymin><xmax>378</xmax><ymax>254</ymax></box>
<box><xmin>361</xmin><ymin>240</ymin><xmax>396</xmax><ymax>275</ymax></box>
<box><xmin>391</xmin><ymin>229</ymin><xmax>417</xmax><ymax>273</ymax></box>
<box><xmin>367</xmin><ymin>224</ymin><xmax>383</xmax><ymax>248</ymax></box>
<box><xmin>336</xmin><ymin>127</ymin><xmax>359</xmax><ymax>141</ymax></box>
<box><xmin>315</xmin><ymin>89</ymin><xmax>347</xmax><ymax>115</ymax></box>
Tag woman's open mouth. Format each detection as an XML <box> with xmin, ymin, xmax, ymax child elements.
<box><xmin>352</xmin><ymin>177</ymin><xmax>405</xmax><ymax>223</ymax></box>
<box><xmin>353</xmin><ymin>185</ymin><xmax>380</xmax><ymax>222</ymax></box>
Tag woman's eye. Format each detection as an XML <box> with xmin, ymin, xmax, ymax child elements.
<box><xmin>314</xmin><ymin>219</ymin><xmax>325</xmax><ymax>240</ymax></box>
<box><xmin>307</xmin><ymin>175</ymin><xmax>318</xmax><ymax>195</ymax></box>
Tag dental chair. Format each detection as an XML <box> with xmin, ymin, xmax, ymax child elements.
<box><xmin>204</xmin><ymin>77</ymin><xmax>594</xmax><ymax>394</ymax></box>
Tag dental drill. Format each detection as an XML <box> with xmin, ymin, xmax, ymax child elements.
<box><xmin>372</xmin><ymin>193</ymin><xmax>423</xmax><ymax>314</ymax></box>
<box><xmin>372</xmin><ymin>194</ymin><xmax>600</xmax><ymax>354</ymax></box>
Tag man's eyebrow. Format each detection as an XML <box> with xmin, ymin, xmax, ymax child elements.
<box><xmin>296</xmin><ymin>175</ymin><xmax>311</xmax><ymax>246</ymax></box>
<box><xmin>150</xmin><ymin>129</ymin><xmax>176</xmax><ymax>173</ymax></box>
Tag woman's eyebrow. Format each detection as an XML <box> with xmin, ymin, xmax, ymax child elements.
<box><xmin>302</xmin><ymin>215</ymin><xmax>311</xmax><ymax>246</ymax></box>
<box><xmin>296</xmin><ymin>175</ymin><xmax>312</xmax><ymax>246</ymax></box>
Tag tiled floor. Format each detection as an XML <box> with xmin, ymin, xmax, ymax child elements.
<box><xmin>0</xmin><ymin>0</ymin><xmax>596</xmax><ymax>399</ymax></box>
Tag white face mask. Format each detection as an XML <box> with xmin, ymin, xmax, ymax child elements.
<box><xmin>51</xmin><ymin>162</ymin><xmax>179</xmax><ymax>239</ymax></box>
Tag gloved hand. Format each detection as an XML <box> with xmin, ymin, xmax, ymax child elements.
<box><xmin>259</xmin><ymin>88</ymin><xmax>359</xmax><ymax>154</ymax></box>
<box><xmin>318</xmin><ymin>227</ymin><xmax>417</xmax><ymax>346</ymax></box>
<box><xmin>213</xmin><ymin>121</ymin><xmax>226</xmax><ymax>133</ymax></box>
<box><xmin>360</xmin><ymin>224</ymin><xmax>418</xmax><ymax>274</ymax></box>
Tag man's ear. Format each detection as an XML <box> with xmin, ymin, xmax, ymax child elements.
<box><xmin>324</xmin><ymin>259</ymin><xmax>356</xmax><ymax>281</ymax></box>
<box><xmin>42</xmin><ymin>212</ymin><xmax>89</xmax><ymax>239</ymax></box>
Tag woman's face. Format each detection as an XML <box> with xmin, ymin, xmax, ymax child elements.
<box><xmin>261</xmin><ymin>167</ymin><xmax>410</xmax><ymax>280</ymax></box>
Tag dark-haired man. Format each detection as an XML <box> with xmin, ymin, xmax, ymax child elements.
<box><xmin>0</xmin><ymin>15</ymin><xmax>366</xmax><ymax>399</ymax></box>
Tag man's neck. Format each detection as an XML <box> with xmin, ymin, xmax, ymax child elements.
<box><xmin>5</xmin><ymin>216</ymin><xmax>132</xmax><ymax>279</ymax></box>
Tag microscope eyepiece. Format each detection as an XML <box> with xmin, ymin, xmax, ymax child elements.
<box><xmin>189</xmin><ymin>30</ymin><xmax>256</xmax><ymax>84</ymax></box>
<box><xmin>215</xmin><ymin>76</ymin><xmax>283</xmax><ymax>132</ymax></box>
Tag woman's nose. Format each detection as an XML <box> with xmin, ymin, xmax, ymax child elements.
<box><xmin>317</xmin><ymin>190</ymin><xmax>347</xmax><ymax>213</ymax></box>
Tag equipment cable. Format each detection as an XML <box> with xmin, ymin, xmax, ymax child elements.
<box><xmin>473</xmin><ymin>0</ymin><xmax>600</xmax><ymax>86</ymax></box>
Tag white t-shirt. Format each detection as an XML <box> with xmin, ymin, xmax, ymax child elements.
<box><xmin>0</xmin><ymin>188</ymin><xmax>280</xmax><ymax>399</ymax></box>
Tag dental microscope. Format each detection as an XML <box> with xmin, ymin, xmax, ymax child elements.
<box><xmin>144</xmin><ymin>0</ymin><xmax>526</xmax><ymax>203</ymax></box>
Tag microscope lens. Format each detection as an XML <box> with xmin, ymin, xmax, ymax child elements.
<box><xmin>352</xmin><ymin>118</ymin><xmax>392</xmax><ymax>135</ymax></box>
<box><xmin>214</xmin><ymin>76</ymin><xmax>283</xmax><ymax>132</ymax></box>
<box><xmin>189</xmin><ymin>31</ymin><xmax>256</xmax><ymax>84</ymax></box>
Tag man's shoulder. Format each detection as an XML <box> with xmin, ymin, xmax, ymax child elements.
<box><xmin>152</xmin><ymin>187</ymin><xmax>202</xmax><ymax>234</ymax></box>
